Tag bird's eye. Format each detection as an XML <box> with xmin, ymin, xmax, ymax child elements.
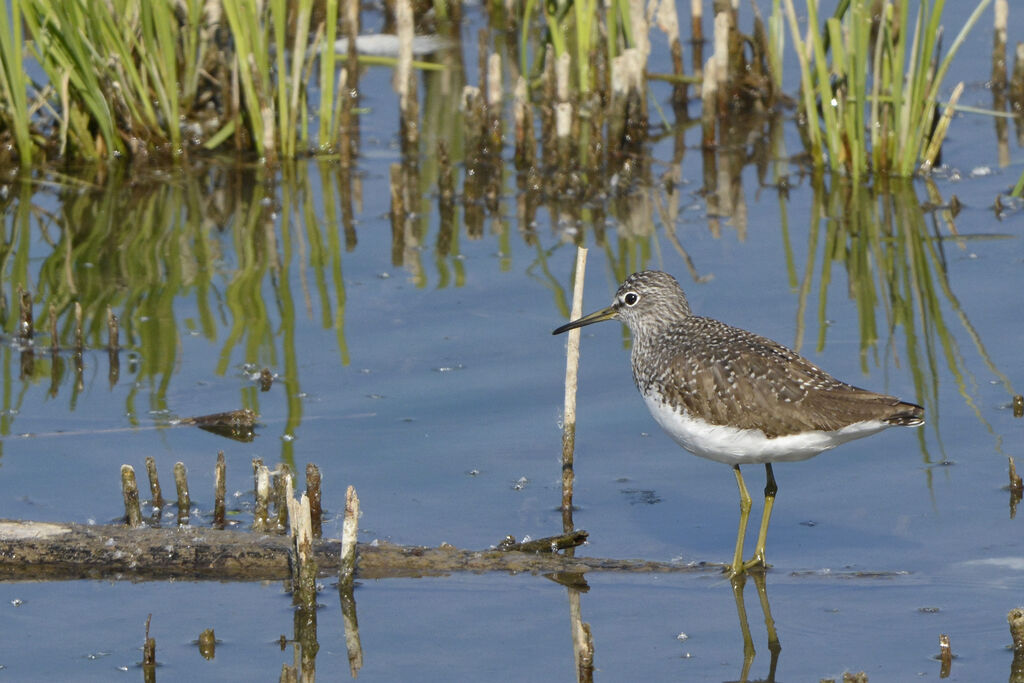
<box><xmin>623</xmin><ymin>292</ymin><xmax>639</xmax><ymax>306</ymax></box>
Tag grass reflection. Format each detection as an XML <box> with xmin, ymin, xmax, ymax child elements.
<box><xmin>0</xmin><ymin>163</ymin><xmax>356</xmax><ymax>464</ymax></box>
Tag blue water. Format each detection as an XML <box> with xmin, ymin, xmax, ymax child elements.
<box><xmin>1</xmin><ymin>1</ymin><xmax>1023</xmax><ymax>680</ymax></box>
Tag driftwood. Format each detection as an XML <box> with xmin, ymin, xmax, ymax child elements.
<box><xmin>0</xmin><ymin>519</ymin><xmax>717</xmax><ymax>582</ymax></box>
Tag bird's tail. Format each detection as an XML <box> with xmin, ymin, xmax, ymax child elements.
<box><xmin>884</xmin><ymin>401</ymin><xmax>925</xmax><ymax>427</ymax></box>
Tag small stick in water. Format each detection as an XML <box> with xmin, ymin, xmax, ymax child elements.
<box><xmin>253</xmin><ymin>466</ymin><xmax>270</xmax><ymax>531</ymax></box>
<box><xmin>143</xmin><ymin>614</ymin><xmax>156</xmax><ymax>667</ymax></box>
<box><xmin>214</xmin><ymin>451</ymin><xmax>226</xmax><ymax>529</ymax></box>
<box><xmin>340</xmin><ymin>485</ymin><xmax>360</xmax><ymax>589</ymax></box>
<box><xmin>145</xmin><ymin>456</ymin><xmax>163</xmax><ymax>510</ymax></box>
<box><xmin>174</xmin><ymin>462</ymin><xmax>190</xmax><ymax>526</ymax></box>
<box><xmin>49</xmin><ymin>304</ymin><xmax>58</xmax><ymax>353</ymax></box>
<box><xmin>306</xmin><ymin>463</ymin><xmax>323</xmax><ymax>538</ymax></box>
<box><xmin>121</xmin><ymin>465</ymin><xmax>142</xmax><ymax>528</ymax></box>
<box><xmin>18</xmin><ymin>288</ymin><xmax>32</xmax><ymax>340</ymax></box>
<box><xmin>274</xmin><ymin>465</ymin><xmax>291</xmax><ymax>531</ymax></box>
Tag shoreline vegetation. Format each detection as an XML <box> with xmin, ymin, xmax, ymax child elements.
<box><xmin>0</xmin><ymin>0</ymin><xmax>1019</xmax><ymax>192</ymax></box>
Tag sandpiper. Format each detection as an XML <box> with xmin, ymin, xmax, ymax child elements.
<box><xmin>553</xmin><ymin>270</ymin><xmax>923</xmax><ymax>576</ymax></box>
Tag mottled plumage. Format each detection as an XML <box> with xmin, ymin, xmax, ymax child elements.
<box><xmin>553</xmin><ymin>270</ymin><xmax>924</xmax><ymax>575</ymax></box>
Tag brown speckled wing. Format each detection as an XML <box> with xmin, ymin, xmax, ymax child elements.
<box><xmin>634</xmin><ymin>317</ymin><xmax>923</xmax><ymax>438</ymax></box>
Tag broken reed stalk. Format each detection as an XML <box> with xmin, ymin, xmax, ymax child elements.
<box><xmin>121</xmin><ymin>465</ymin><xmax>143</xmax><ymax>528</ymax></box>
<box><xmin>198</xmin><ymin>628</ymin><xmax>216</xmax><ymax>660</ymax></box>
<box><xmin>340</xmin><ymin>485</ymin><xmax>359</xmax><ymax>589</ymax></box>
<box><xmin>143</xmin><ymin>614</ymin><xmax>156</xmax><ymax>667</ymax></box>
<box><xmin>145</xmin><ymin>456</ymin><xmax>163</xmax><ymax>509</ymax></box>
<box><xmin>306</xmin><ymin>463</ymin><xmax>322</xmax><ymax>538</ymax></box>
<box><xmin>252</xmin><ymin>456</ymin><xmax>263</xmax><ymax>491</ymax></box>
<box><xmin>554</xmin><ymin>53</ymin><xmax>572</xmax><ymax>176</ymax></box>
<box><xmin>938</xmin><ymin>633</ymin><xmax>952</xmax><ymax>677</ymax></box>
<box><xmin>1010</xmin><ymin>457</ymin><xmax>1023</xmax><ymax>519</ymax></box>
<box><xmin>253</xmin><ymin>465</ymin><xmax>271</xmax><ymax>531</ymax></box>
<box><xmin>560</xmin><ymin>247</ymin><xmax>588</xmax><ymax>529</ymax></box>
<box><xmin>106</xmin><ymin>306</ymin><xmax>119</xmax><ymax>350</ymax></box>
<box><xmin>568</xmin><ymin>587</ymin><xmax>594</xmax><ymax>682</ymax></box>
<box><xmin>513</xmin><ymin>76</ymin><xmax>535</xmax><ymax>171</ymax></box>
<box><xmin>993</xmin><ymin>0</ymin><xmax>1008</xmax><ymax>88</ymax></box>
<box><xmin>174</xmin><ymin>462</ymin><xmax>190</xmax><ymax>526</ymax></box>
<box><xmin>73</xmin><ymin>302</ymin><xmax>83</xmax><ymax>353</ymax></box>
<box><xmin>690</xmin><ymin>0</ymin><xmax>704</xmax><ymax>83</ymax></box>
<box><xmin>1009</xmin><ymin>607</ymin><xmax>1024</xmax><ymax>650</ymax></box>
<box><xmin>18</xmin><ymin>288</ymin><xmax>32</xmax><ymax>339</ymax></box>
<box><xmin>285</xmin><ymin>474</ymin><xmax>318</xmax><ymax>607</ymax></box>
<box><xmin>214</xmin><ymin>451</ymin><xmax>226</xmax><ymax>529</ymax></box>
<box><xmin>274</xmin><ymin>465</ymin><xmax>291</xmax><ymax>530</ymax></box>
<box><xmin>48</xmin><ymin>304</ymin><xmax>58</xmax><ymax>353</ymax></box>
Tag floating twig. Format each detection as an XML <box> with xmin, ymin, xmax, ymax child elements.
<box><xmin>497</xmin><ymin>530</ymin><xmax>588</xmax><ymax>553</ymax></box>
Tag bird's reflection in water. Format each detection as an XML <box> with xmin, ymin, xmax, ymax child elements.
<box><xmin>729</xmin><ymin>571</ymin><xmax>781</xmax><ymax>683</ymax></box>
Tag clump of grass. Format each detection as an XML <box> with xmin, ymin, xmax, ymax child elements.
<box><xmin>0</xmin><ymin>0</ymin><xmax>34</xmax><ymax>166</ymax></box>
<box><xmin>783</xmin><ymin>0</ymin><xmax>991</xmax><ymax>178</ymax></box>
<box><xmin>10</xmin><ymin>0</ymin><xmax>346</xmax><ymax>164</ymax></box>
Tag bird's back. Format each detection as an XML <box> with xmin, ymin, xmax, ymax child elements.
<box><xmin>631</xmin><ymin>315</ymin><xmax>924</xmax><ymax>439</ymax></box>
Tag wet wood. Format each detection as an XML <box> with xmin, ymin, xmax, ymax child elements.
<box><xmin>305</xmin><ymin>464</ymin><xmax>322</xmax><ymax>538</ymax></box>
<box><xmin>176</xmin><ymin>408</ymin><xmax>257</xmax><ymax>428</ymax></box>
<box><xmin>145</xmin><ymin>456</ymin><xmax>163</xmax><ymax>510</ymax></box>
<box><xmin>214</xmin><ymin>452</ymin><xmax>226</xmax><ymax>529</ymax></box>
<box><xmin>340</xmin><ymin>485</ymin><xmax>360</xmax><ymax>588</ymax></box>
<box><xmin>0</xmin><ymin>520</ymin><xmax>716</xmax><ymax>582</ymax></box>
<box><xmin>18</xmin><ymin>288</ymin><xmax>32</xmax><ymax>339</ymax></box>
<box><xmin>121</xmin><ymin>465</ymin><xmax>143</xmax><ymax>528</ymax></box>
<box><xmin>174</xmin><ymin>462</ymin><xmax>190</xmax><ymax>525</ymax></box>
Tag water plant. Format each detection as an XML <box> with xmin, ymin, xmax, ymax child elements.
<box><xmin>783</xmin><ymin>0</ymin><xmax>992</xmax><ymax>178</ymax></box>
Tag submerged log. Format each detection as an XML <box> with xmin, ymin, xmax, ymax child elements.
<box><xmin>0</xmin><ymin>519</ymin><xmax>714</xmax><ymax>582</ymax></box>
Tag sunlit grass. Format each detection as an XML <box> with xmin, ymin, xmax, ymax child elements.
<box><xmin>783</xmin><ymin>0</ymin><xmax>991</xmax><ymax>178</ymax></box>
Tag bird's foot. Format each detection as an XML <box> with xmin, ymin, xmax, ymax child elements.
<box><xmin>741</xmin><ymin>553</ymin><xmax>771</xmax><ymax>573</ymax></box>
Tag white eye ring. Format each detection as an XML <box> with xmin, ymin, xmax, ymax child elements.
<box><xmin>623</xmin><ymin>291</ymin><xmax>639</xmax><ymax>306</ymax></box>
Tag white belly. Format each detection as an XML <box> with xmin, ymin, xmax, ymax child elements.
<box><xmin>642</xmin><ymin>391</ymin><xmax>890</xmax><ymax>466</ymax></box>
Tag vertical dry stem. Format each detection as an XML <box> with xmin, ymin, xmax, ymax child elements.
<box><xmin>174</xmin><ymin>462</ymin><xmax>190</xmax><ymax>526</ymax></box>
<box><xmin>214</xmin><ymin>451</ymin><xmax>226</xmax><ymax>529</ymax></box>
<box><xmin>560</xmin><ymin>247</ymin><xmax>588</xmax><ymax>530</ymax></box>
<box><xmin>121</xmin><ymin>465</ymin><xmax>142</xmax><ymax>528</ymax></box>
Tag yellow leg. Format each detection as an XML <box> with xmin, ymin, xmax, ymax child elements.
<box><xmin>744</xmin><ymin>463</ymin><xmax>777</xmax><ymax>572</ymax></box>
<box><xmin>731</xmin><ymin>465</ymin><xmax>752</xmax><ymax>576</ymax></box>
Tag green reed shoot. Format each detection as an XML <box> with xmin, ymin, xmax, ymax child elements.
<box><xmin>520</xmin><ymin>0</ymin><xmax>632</xmax><ymax>93</ymax></box>
<box><xmin>0</xmin><ymin>0</ymin><xmax>33</xmax><ymax>166</ymax></box>
<box><xmin>783</xmin><ymin>0</ymin><xmax>990</xmax><ymax>177</ymax></box>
